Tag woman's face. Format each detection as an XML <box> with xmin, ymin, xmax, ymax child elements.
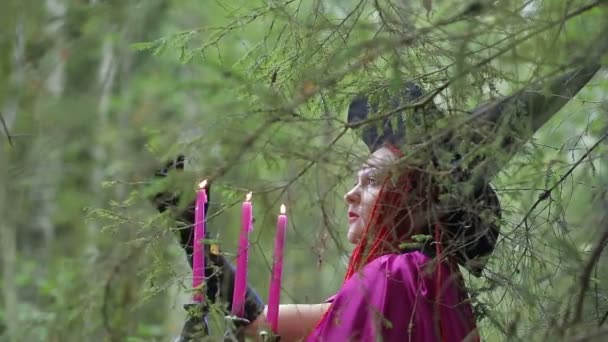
<box><xmin>344</xmin><ymin>147</ymin><xmax>396</xmax><ymax>244</ymax></box>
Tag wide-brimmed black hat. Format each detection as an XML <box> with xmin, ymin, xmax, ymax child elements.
<box><xmin>347</xmin><ymin>81</ymin><xmax>501</xmax><ymax>277</ymax></box>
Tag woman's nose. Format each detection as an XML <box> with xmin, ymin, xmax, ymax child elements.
<box><xmin>344</xmin><ymin>186</ymin><xmax>360</xmax><ymax>205</ymax></box>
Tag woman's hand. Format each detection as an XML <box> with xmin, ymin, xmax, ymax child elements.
<box><xmin>246</xmin><ymin>303</ymin><xmax>331</xmax><ymax>342</ymax></box>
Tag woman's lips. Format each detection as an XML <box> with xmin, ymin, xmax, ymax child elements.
<box><xmin>348</xmin><ymin>211</ymin><xmax>359</xmax><ymax>224</ymax></box>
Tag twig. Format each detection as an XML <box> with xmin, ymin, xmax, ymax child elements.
<box><xmin>600</xmin><ymin>309</ymin><xmax>608</xmax><ymax>326</ymax></box>
<box><xmin>572</xmin><ymin>202</ymin><xmax>608</xmax><ymax>325</ymax></box>
<box><xmin>0</xmin><ymin>112</ymin><xmax>14</xmax><ymax>147</ymax></box>
<box><xmin>514</xmin><ymin>130</ymin><xmax>608</xmax><ymax>233</ymax></box>
<box><xmin>101</xmin><ymin>248</ymin><xmax>140</xmax><ymax>341</ymax></box>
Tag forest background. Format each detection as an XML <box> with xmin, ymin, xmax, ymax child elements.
<box><xmin>2</xmin><ymin>0</ymin><xmax>608</xmax><ymax>341</ymax></box>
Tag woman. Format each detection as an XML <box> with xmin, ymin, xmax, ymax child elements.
<box><xmin>154</xmin><ymin>62</ymin><xmax>603</xmax><ymax>341</ymax></box>
<box><xmin>155</xmin><ymin>83</ymin><xmax>502</xmax><ymax>341</ymax></box>
<box><xmin>245</xmin><ymin>83</ymin><xmax>501</xmax><ymax>342</ymax></box>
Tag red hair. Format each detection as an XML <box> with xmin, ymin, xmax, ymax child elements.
<box><xmin>343</xmin><ymin>143</ymin><xmax>419</xmax><ymax>281</ymax></box>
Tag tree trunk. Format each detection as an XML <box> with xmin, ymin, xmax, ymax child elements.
<box><xmin>1</xmin><ymin>13</ymin><xmax>25</xmax><ymax>342</ymax></box>
<box><xmin>87</xmin><ymin>30</ymin><xmax>116</xmax><ymax>262</ymax></box>
<box><xmin>34</xmin><ymin>0</ymin><xmax>67</xmax><ymax>259</ymax></box>
<box><xmin>90</xmin><ymin>2</ymin><xmax>171</xmax><ymax>338</ymax></box>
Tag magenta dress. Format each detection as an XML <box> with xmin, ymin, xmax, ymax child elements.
<box><xmin>306</xmin><ymin>251</ymin><xmax>479</xmax><ymax>342</ymax></box>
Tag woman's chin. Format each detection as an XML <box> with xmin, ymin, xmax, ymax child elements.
<box><xmin>347</xmin><ymin>230</ymin><xmax>361</xmax><ymax>244</ymax></box>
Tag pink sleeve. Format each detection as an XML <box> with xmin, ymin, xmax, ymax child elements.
<box><xmin>324</xmin><ymin>294</ymin><xmax>336</xmax><ymax>303</ymax></box>
<box><xmin>306</xmin><ymin>252</ymin><xmax>478</xmax><ymax>342</ymax></box>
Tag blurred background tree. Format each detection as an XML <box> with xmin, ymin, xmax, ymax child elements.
<box><xmin>1</xmin><ymin>0</ymin><xmax>607</xmax><ymax>341</ymax></box>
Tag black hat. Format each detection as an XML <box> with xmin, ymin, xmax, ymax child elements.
<box><xmin>347</xmin><ymin>82</ymin><xmax>501</xmax><ymax>277</ymax></box>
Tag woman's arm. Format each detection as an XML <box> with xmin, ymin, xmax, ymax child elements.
<box><xmin>246</xmin><ymin>303</ymin><xmax>331</xmax><ymax>342</ymax></box>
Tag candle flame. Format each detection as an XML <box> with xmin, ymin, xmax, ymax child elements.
<box><xmin>280</xmin><ymin>204</ymin><xmax>286</xmax><ymax>215</ymax></box>
<box><xmin>246</xmin><ymin>192</ymin><xmax>252</xmax><ymax>202</ymax></box>
<box><xmin>198</xmin><ymin>179</ymin><xmax>208</xmax><ymax>189</ymax></box>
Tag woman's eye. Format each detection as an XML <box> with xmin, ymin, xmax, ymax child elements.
<box><xmin>367</xmin><ymin>171</ymin><xmax>379</xmax><ymax>185</ymax></box>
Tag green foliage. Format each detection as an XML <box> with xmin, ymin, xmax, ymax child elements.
<box><xmin>1</xmin><ymin>0</ymin><xmax>608</xmax><ymax>341</ymax></box>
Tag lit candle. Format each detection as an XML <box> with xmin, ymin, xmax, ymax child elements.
<box><xmin>232</xmin><ymin>192</ymin><xmax>253</xmax><ymax>316</ymax></box>
<box><xmin>267</xmin><ymin>204</ymin><xmax>287</xmax><ymax>333</ymax></box>
<box><xmin>192</xmin><ymin>179</ymin><xmax>208</xmax><ymax>302</ymax></box>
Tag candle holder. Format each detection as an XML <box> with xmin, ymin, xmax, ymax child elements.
<box><xmin>220</xmin><ymin>316</ymin><xmax>281</xmax><ymax>342</ymax></box>
<box><xmin>259</xmin><ymin>330</ymin><xmax>281</xmax><ymax>342</ymax></box>
<box><xmin>222</xmin><ymin>315</ymin><xmax>251</xmax><ymax>342</ymax></box>
<box><xmin>174</xmin><ymin>302</ymin><xmax>210</xmax><ymax>342</ymax></box>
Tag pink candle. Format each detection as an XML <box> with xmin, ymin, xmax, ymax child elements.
<box><xmin>267</xmin><ymin>204</ymin><xmax>287</xmax><ymax>333</ymax></box>
<box><xmin>192</xmin><ymin>180</ymin><xmax>208</xmax><ymax>302</ymax></box>
<box><xmin>232</xmin><ymin>192</ymin><xmax>253</xmax><ymax>316</ymax></box>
